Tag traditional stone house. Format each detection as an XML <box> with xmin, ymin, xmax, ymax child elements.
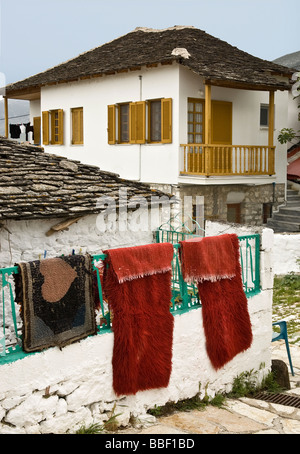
<box><xmin>3</xmin><ymin>25</ymin><xmax>295</xmax><ymax>226</ymax></box>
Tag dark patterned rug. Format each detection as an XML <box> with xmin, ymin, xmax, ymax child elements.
<box><xmin>14</xmin><ymin>254</ymin><xmax>97</xmax><ymax>352</ymax></box>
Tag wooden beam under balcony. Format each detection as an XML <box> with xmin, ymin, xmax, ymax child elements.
<box><xmin>180</xmin><ymin>144</ymin><xmax>275</xmax><ymax>177</ymax></box>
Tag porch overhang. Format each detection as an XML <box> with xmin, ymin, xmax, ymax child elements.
<box><xmin>181</xmin><ymin>80</ymin><xmax>277</xmax><ymax>179</ymax></box>
<box><xmin>4</xmin><ymin>87</ymin><xmax>41</xmax><ymax>101</ymax></box>
<box><xmin>203</xmin><ymin>77</ymin><xmax>291</xmax><ymax>92</ymax></box>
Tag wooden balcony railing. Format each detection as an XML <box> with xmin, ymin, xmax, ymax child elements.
<box><xmin>180</xmin><ymin>144</ymin><xmax>275</xmax><ymax>176</ymax></box>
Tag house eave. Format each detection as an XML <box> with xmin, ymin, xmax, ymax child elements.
<box><xmin>203</xmin><ymin>77</ymin><xmax>290</xmax><ymax>92</ymax></box>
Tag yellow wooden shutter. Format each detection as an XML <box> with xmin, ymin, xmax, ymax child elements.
<box><xmin>57</xmin><ymin>109</ymin><xmax>64</xmax><ymax>145</ymax></box>
<box><xmin>129</xmin><ymin>102</ymin><xmax>136</xmax><ymax>143</ymax></box>
<box><xmin>161</xmin><ymin>98</ymin><xmax>172</xmax><ymax>143</ymax></box>
<box><xmin>33</xmin><ymin>116</ymin><xmax>41</xmax><ymax>145</ymax></box>
<box><xmin>135</xmin><ymin>101</ymin><xmax>146</xmax><ymax>144</ymax></box>
<box><xmin>72</xmin><ymin>109</ymin><xmax>78</xmax><ymax>144</ymax></box>
<box><xmin>211</xmin><ymin>101</ymin><xmax>232</xmax><ymax>145</ymax></box>
<box><xmin>107</xmin><ymin>105</ymin><xmax>116</xmax><ymax>144</ymax></box>
<box><xmin>72</xmin><ymin>108</ymin><xmax>83</xmax><ymax>144</ymax></box>
<box><xmin>80</xmin><ymin>108</ymin><xmax>83</xmax><ymax>144</ymax></box>
<box><xmin>42</xmin><ymin>111</ymin><xmax>49</xmax><ymax>145</ymax></box>
<box><xmin>129</xmin><ymin>102</ymin><xmax>146</xmax><ymax>144</ymax></box>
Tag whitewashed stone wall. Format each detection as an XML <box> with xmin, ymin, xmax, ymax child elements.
<box><xmin>273</xmin><ymin>233</ymin><xmax>300</xmax><ymax>275</ymax></box>
<box><xmin>0</xmin><ymin>211</ymin><xmax>157</xmax><ymax>268</ymax></box>
<box><xmin>0</xmin><ymin>219</ymin><xmax>274</xmax><ymax>434</ymax></box>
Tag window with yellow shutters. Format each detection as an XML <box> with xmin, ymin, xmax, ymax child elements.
<box><xmin>107</xmin><ymin>98</ymin><xmax>172</xmax><ymax>145</ymax></box>
<box><xmin>50</xmin><ymin>109</ymin><xmax>64</xmax><ymax>145</ymax></box>
<box><xmin>42</xmin><ymin>109</ymin><xmax>64</xmax><ymax>145</ymax></box>
<box><xmin>71</xmin><ymin>107</ymin><xmax>84</xmax><ymax>145</ymax></box>
<box><xmin>148</xmin><ymin>98</ymin><xmax>172</xmax><ymax>143</ymax></box>
<box><xmin>149</xmin><ymin>100</ymin><xmax>161</xmax><ymax>142</ymax></box>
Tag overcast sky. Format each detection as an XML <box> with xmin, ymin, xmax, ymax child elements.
<box><xmin>0</xmin><ymin>0</ymin><xmax>299</xmax><ymax>84</ymax></box>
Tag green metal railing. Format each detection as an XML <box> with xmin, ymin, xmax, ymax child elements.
<box><xmin>155</xmin><ymin>229</ymin><xmax>261</xmax><ymax>314</ymax></box>
<box><xmin>0</xmin><ymin>233</ymin><xmax>260</xmax><ymax>364</ymax></box>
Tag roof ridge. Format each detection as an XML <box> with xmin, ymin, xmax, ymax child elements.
<box><xmin>133</xmin><ymin>25</ymin><xmax>196</xmax><ymax>33</ymax></box>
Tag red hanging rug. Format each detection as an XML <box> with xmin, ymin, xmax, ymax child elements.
<box><xmin>180</xmin><ymin>234</ymin><xmax>253</xmax><ymax>370</ymax></box>
<box><xmin>103</xmin><ymin>243</ymin><xmax>174</xmax><ymax>396</ymax></box>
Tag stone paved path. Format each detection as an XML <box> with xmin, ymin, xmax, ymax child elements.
<box><xmin>118</xmin><ymin>341</ymin><xmax>300</xmax><ymax>435</ymax></box>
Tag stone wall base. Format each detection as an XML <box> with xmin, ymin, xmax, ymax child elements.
<box><xmin>151</xmin><ymin>183</ymin><xmax>285</xmax><ymax>226</ymax></box>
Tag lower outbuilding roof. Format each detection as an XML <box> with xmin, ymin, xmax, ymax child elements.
<box><xmin>0</xmin><ymin>137</ymin><xmax>174</xmax><ymax>221</ymax></box>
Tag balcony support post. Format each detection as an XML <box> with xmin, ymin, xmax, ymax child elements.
<box><xmin>268</xmin><ymin>90</ymin><xmax>275</xmax><ymax>148</ymax></box>
<box><xmin>268</xmin><ymin>90</ymin><xmax>275</xmax><ymax>175</ymax></box>
<box><xmin>204</xmin><ymin>84</ymin><xmax>212</xmax><ymax>175</ymax></box>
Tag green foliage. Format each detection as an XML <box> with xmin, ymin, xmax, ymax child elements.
<box><xmin>148</xmin><ymin>366</ymin><xmax>281</xmax><ymax>420</ymax></box>
<box><xmin>228</xmin><ymin>369</ymin><xmax>282</xmax><ymax>398</ymax></box>
<box><xmin>209</xmin><ymin>393</ymin><xmax>227</xmax><ymax>408</ymax></box>
<box><xmin>75</xmin><ymin>422</ymin><xmax>106</xmax><ymax>434</ymax></box>
<box><xmin>279</xmin><ymin>272</ymin><xmax>300</xmax><ymax>290</ymax></box>
<box><xmin>148</xmin><ymin>386</ymin><xmax>226</xmax><ymax>418</ymax></box>
<box><xmin>273</xmin><ymin>272</ymin><xmax>300</xmax><ymax>344</ymax></box>
<box><xmin>278</xmin><ymin>72</ymin><xmax>300</xmax><ymax>145</ymax></box>
<box><xmin>74</xmin><ymin>406</ymin><xmax>122</xmax><ymax>434</ymax></box>
<box><xmin>228</xmin><ymin>369</ymin><xmax>259</xmax><ymax>398</ymax></box>
<box><xmin>277</xmin><ymin>128</ymin><xmax>299</xmax><ymax>145</ymax></box>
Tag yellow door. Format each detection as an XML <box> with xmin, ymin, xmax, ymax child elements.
<box><xmin>211</xmin><ymin>101</ymin><xmax>232</xmax><ymax>174</ymax></box>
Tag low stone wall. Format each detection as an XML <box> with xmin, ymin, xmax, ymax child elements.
<box><xmin>273</xmin><ymin>233</ymin><xmax>300</xmax><ymax>275</ymax></box>
<box><xmin>0</xmin><ymin>289</ymin><xmax>272</xmax><ymax>434</ymax></box>
<box><xmin>0</xmin><ymin>223</ymin><xmax>274</xmax><ymax>434</ymax></box>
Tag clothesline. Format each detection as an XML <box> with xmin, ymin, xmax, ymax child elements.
<box><xmin>9</xmin><ymin>122</ymin><xmax>33</xmax><ymax>140</ymax></box>
<box><xmin>0</xmin><ymin>113</ymin><xmax>29</xmax><ymax>121</ymax></box>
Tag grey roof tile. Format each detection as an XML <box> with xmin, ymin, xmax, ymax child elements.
<box><xmin>0</xmin><ymin>137</ymin><xmax>173</xmax><ymax>221</ymax></box>
<box><xmin>5</xmin><ymin>26</ymin><xmax>293</xmax><ymax>96</ymax></box>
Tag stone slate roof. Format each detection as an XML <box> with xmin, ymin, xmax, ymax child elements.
<box><xmin>0</xmin><ymin>137</ymin><xmax>173</xmax><ymax>221</ymax></box>
<box><xmin>5</xmin><ymin>26</ymin><xmax>293</xmax><ymax>97</ymax></box>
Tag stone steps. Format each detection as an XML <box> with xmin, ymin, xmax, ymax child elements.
<box><xmin>267</xmin><ymin>218</ymin><xmax>300</xmax><ymax>233</ymax></box>
<box><xmin>266</xmin><ymin>185</ymin><xmax>300</xmax><ymax>232</ymax></box>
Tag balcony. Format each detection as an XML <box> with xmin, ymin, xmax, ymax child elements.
<box><xmin>180</xmin><ymin>144</ymin><xmax>275</xmax><ymax>177</ymax></box>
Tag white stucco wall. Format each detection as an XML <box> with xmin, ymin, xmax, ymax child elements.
<box><xmin>32</xmin><ymin>63</ymin><xmax>289</xmax><ymax>187</ymax></box>
<box><xmin>0</xmin><ymin>218</ymin><xmax>274</xmax><ymax>434</ymax></box>
<box><xmin>38</xmin><ymin>64</ymin><xmax>180</xmax><ymax>185</ymax></box>
<box><xmin>0</xmin><ymin>212</ymin><xmax>156</xmax><ymax>268</ymax></box>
